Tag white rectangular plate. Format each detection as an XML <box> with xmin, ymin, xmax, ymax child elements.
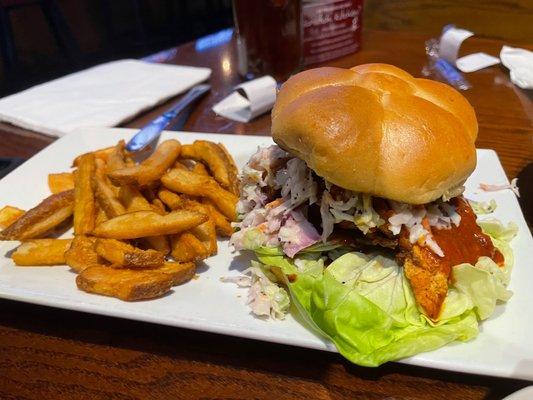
<box><xmin>1</xmin><ymin>128</ymin><xmax>532</xmax><ymax>381</ymax></box>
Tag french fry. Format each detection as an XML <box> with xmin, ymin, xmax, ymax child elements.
<box><xmin>217</xmin><ymin>142</ymin><xmax>239</xmax><ymax>178</ymax></box>
<box><xmin>105</xmin><ymin>140</ymin><xmax>127</xmax><ymax>173</ymax></box>
<box><xmin>48</xmin><ymin>173</ymin><xmax>75</xmax><ymax>194</ymax></box>
<box><xmin>191</xmin><ymin>220</ymin><xmax>217</xmax><ymax>256</ymax></box>
<box><xmin>158</xmin><ymin>189</ymin><xmax>182</xmax><ymax>210</ymax></box>
<box><xmin>104</xmin><ymin>142</ymin><xmax>131</xmax><ymax>199</ymax></box>
<box><xmin>64</xmin><ymin>235</ymin><xmax>102</xmax><ymax>273</ymax></box>
<box><xmin>95</xmin><ymin>238</ymin><xmax>165</xmax><ymax>268</ymax></box>
<box><xmin>72</xmin><ymin>145</ymin><xmax>115</xmax><ymax>167</ymax></box>
<box><xmin>145</xmin><ymin>186</ymin><xmax>167</xmax><ymax>215</ymax></box>
<box><xmin>179</xmin><ymin>199</ymin><xmax>217</xmax><ymax>256</ymax></box>
<box><xmin>12</xmin><ymin>239</ymin><xmax>72</xmax><ymax>266</ymax></box>
<box><xmin>76</xmin><ymin>265</ymin><xmax>173</xmax><ymax>301</ymax></box>
<box><xmin>73</xmin><ymin>153</ymin><xmax>96</xmax><ymax>235</ymax></box>
<box><xmin>179</xmin><ymin>145</ymin><xmax>196</xmax><ymax>159</ymax></box>
<box><xmin>142</xmin><ymin>185</ymin><xmax>167</xmax><ymax>215</ymax></box>
<box><xmin>3</xmin><ymin>137</ymin><xmax>239</xmax><ymax>302</ymax></box>
<box><xmin>0</xmin><ymin>206</ymin><xmax>25</xmax><ymax>229</ymax></box>
<box><xmin>170</xmin><ymin>232</ymin><xmax>208</xmax><ymax>262</ymax></box>
<box><xmin>97</xmin><ymin>157</ymin><xmax>120</xmax><ymax>197</ymax></box>
<box><xmin>151</xmin><ymin>198</ymin><xmax>167</xmax><ymax>214</ymax></box>
<box><xmin>95</xmin><ymin>206</ymin><xmax>108</xmax><ymax>226</ymax></box>
<box><xmin>201</xmin><ymin>199</ymin><xmax>233</xmax><ymax>237</ymax></box>
<box><xmin>117</xmin><ymin>185</ymin><xmax>168</xmax><ymax>252</ymax></box>
<box><xmin>142</xmin><ymin>235</ymin><xmax>170</xmax><ymax>255</ymax></box>
<box><xmin>161</xmin><ymin>168</ymin><xmax>238</xmax><ymax>221</ymax></box>
<box><xmin>181</xmin><ymin>141</ymin><xmax>239</xmax><ymax>194</ymax></box>
<box><xmin>173</xmin><ymin>160</ymin><xmax>189</xmax><ymax>170</ymax></box>
<box><xmin>93</xmin><ymin>209</ymin><xmax>208</xmax><ymax>239</ymax></box>
<box><xmin>158</xmin><ymin>262</ymin><xmax>196</xmax><ymax>286</ymax></box>
<box><xmin>108</xmin><ymin>139</ymin><xmax>181</xmax><ymax>186</ymax></box>
<box><xmin>192</xmin><ymin>162</ymin><xmax>209</xmax><ymax>176</ymax></box>
<box><xmin>119</xmin><ymin>185</ymin><xmax>151</xmax><ymax>212</ymax></box>
<box><xmin>0</xmin><ymin>190</ymin><xmax>74</xmax><ymax>240</ymax></box>
<box><xmin>125</xmin><ymin>154</ymin><xmax>135</xmax><ymax>167</ymax></box>
<box><xmin>93</xmin><ymin>166</ymin><xmax>126</xmax><ymax>218</ymax></box>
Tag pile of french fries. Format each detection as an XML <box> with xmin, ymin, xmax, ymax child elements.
<box><xmin>0</xmin><ymin>139</ymin><xmax>239</xmax><ymax>301</ymax></box>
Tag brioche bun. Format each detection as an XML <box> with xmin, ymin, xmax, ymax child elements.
<box><xmin>271</xmin><ymin>64</ymin><xmax>478</xmax><ymax>204</ymax></box>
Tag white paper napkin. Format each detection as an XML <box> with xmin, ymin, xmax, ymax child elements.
<box><xmin>456</xmin><ymin>53</ymin><xmax>500</xmax><ymax>73</ymax></box>
<box><xmin>212</xmin><ymin>76</ymin><xmax>277</xmax><ymax>123</ymax></box>
<box><xmin>439</xmin><ymin>27</ymin><xmax>474</xmax><ymax>64</ymax></box>
<box><xmin>500</xmin><ymin>46</ymin><xmax>533</xmax><ymax>89</ymax></box>
<box><xmin>439</xmin><ymin>27</ymin><xmax>500</xmax><ymax>73</ymax></box>
<box><xmin>0</xmin><ymin>59</ymin><xmax>211</xmax><ymax>137</ymax></box>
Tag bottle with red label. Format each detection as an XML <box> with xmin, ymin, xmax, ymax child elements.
<box><xmin>302</xmin><ymin>0</ymin><xmax>363</xmax><ymax>66</ymax></box>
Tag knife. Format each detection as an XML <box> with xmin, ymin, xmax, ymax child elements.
<box><xmin>126</xmin><ymin>84</ymin><xmax>211</xmax><ymax>152</ymax></box>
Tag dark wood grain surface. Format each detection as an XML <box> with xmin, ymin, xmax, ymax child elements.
<box><xmin>0</xmin><ymin>28</ymin><xmax>532</xmax><ymax>399</ymax></box>
<box><xmin>364</xmin><ymin>0</ymin><xmax>533</xmax><ymax>44</ymax></box>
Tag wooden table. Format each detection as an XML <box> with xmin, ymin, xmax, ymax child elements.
<box><xmin>1</xmin><ymin>29</ymin><xmax>532</xmax><ymax>399</ymax></box>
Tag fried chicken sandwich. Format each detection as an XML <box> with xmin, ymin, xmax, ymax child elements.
<box><xmin>229</xmin><ymin>64</ymin><xmax>516</xmax><ymax>366</ymax></box>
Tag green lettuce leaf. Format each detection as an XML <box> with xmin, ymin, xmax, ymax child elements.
<box><xmin>470</xmin><ymin>199</ymin><xmax>497</xmax><ymax>214</ymax></box>
<box><xmin>241</xmin><ymin>228</ymin><xmax>268</xmax><ymax>250</ymax></box>
<box><xmin>447</xmin><ymin>220</ymin><xmax>517</xmax><ymax>320</ymax></box>
<box><xmin>252</xmin><ymin>219</ymin><xmax>516</xmax><ymax>366</ymax></box>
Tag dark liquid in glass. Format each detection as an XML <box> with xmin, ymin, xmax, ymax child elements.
<box><xmin>233</xmin><ymin>0</ymin><xmax>302</xmax><ymax>81</ymax></box>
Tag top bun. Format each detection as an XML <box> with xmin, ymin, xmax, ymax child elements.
<box><xmin>271</xmin><ymin>64</ymin><xmax>478</xmax><ymax>204</ymax></box>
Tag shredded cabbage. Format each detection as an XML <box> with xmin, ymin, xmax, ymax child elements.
<box><xmin>320</xmin><ymin>191</ymin><xmax>384</xmax><ymax>240</ymax></box>
<box><xmin>233</xmin><ymin>146</ymin><xmax>388</xmax><ymax>255</ymax></box>
<box><xmin>221</xmin><ymin>261</ymin><xmax>290</xmax><ymax>320</ymax></box>
<box><xmin>233</xmin><ymin>145</ymin><xmax>474</xmax><ymax>259</ymax></box>
<box><xmin>388</xmin><ymin>200</ymin><xmax>461</xmax><ymax>257</ymax></box>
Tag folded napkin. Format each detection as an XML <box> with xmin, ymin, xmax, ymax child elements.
<box><xmin>212</xmin><ymin>76</ymin><xmax>277</xmax><ymax>123</ymax></box>
<box><xmin>0</xmin><ymin>59</ymin><xmax>211</xmax><ymax>137</ymax></box>
<box><xmin>439</xmin><ymin>26</ymin><xmax>500</xmax><ymax>73</ymax></box>
<box><xmin>500</xmin><ymin>46</ymin><xmax>533</xmax><ymax>89</ymax></box>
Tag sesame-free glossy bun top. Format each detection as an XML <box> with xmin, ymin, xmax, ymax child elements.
<box><xmin>271</xmin><ymin>64</ymin><xmax>478</xmax><ymax>204</ymax></box>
